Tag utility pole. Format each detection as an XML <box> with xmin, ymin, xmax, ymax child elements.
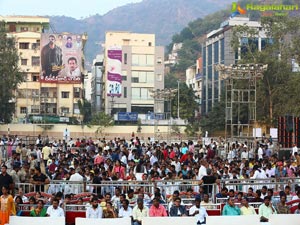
<box><xmin>177</xmin><ymin>80</ymin><xmax>180</xmax><ymax>119</ymax></box>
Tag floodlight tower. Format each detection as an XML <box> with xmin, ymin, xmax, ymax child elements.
<box><xmin>215</xmin><ymin>64</ymin><xmax>268</xmax><ymax>140</ymax></box>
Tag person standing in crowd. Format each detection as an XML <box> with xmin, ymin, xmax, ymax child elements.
<box><xmin>86</xmin><ymin>197</ymin><xmax>103</xmax><ymax>218</ymax></box>
<box><xmin>69</xmin><ymin>167</ymin><xmax>83</xmax><ymax>194</ymax></box>
<box><xmin>240</xmin><ymin>197</ymin><xmax>256</xmax><ymax>215</ymax></box>
<box><xmin>0</xmin><ymin>165</ymin><xmax>14</xmax><ymax>195</ymax></box>
<box><xmin>30</xmin><ymin>166</ymin><xmax>50</xmax><ymax>192</ymax></box>
<box><xmin>0</xmin><ymin>185</ymin><xmax>16</xmax><ymax>225</ymax></box>
<box><xmin>42</xmin><ymin>143</ymin><xmax>51</xmax><ymax>168</ymax></box>
<box><xmin>189</xmin><ymin>196</ymin><xmax>208</xmax><ymax>224</ymax></box>
<box><xmin>30</xmin><ymin>199</ymin><xmax>47</xmax><ymax>217</ymax></box>
<box><xmin>222</xmin><ymin>198</ymin><xmax>241</xmax><ymax>216</ymax></box>
<box><xmin>46</xmin><ymin>198</ymin><xmax>64</xmax><ymax>217</ymax></box>
<box><xmin>149</xmin><ymin>198</ymin><xmax>167</xmax><ymax>217</ymax></box>
<box><xmin>259</xmin><ymin>196</ymin><xmax>277</xmax><ymax>222</ymax></box>
<box><xmin>132</xmin><ymin>198</ymin><xmax>149</xmax><ymax>225</ymax></box>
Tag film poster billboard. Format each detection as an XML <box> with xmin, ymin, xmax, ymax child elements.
<box><xmin>107</xmin><ymin>47</ymin><xmax>122</xmax><ymax>97</ymax></box>
<box><xmin>40</xmin><ymin>33</ymin><xmax>82</xmax><ymax>83</ymax></box>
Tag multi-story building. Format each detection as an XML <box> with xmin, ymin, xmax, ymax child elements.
<box><xmin>202</xmin><ymin>17</ymin><xmax>266</xmax><ymax>114</ymax></box>
<box><xmin>1</xmin><ymin>16</ymin><xmax>87</xmax><ymax>122</ymax></box>
<box><xmin>103</xmin><ymin>31</ymin><xmax>164</xmax><ymax>119</ymax></box>
<box><xmin>91</xmin><ymin>54</ymin><xmax>104</xmax><ymax>114</ymax></box>
<box><xmin>185</xmin><ymin>57</ymin><xmax>202</xmax><ymax>113</ymax></box>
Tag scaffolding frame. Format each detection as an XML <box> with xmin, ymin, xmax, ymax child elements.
<box><xmin>215</xmin><ymin>64</ymin><xmax>267</xmax><ymax>140</ymax></box>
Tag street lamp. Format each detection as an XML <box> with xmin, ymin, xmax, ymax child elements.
<box><xmin>177</xmin><ymin>80</ymin><xmax>180</xmax><ymax>119</ymax></box>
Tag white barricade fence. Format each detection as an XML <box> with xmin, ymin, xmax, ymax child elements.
<box><xmin>142</xmin><ymin>216</ymin><xmax>196</xmax><ymax>225</ymax></box>
<box><xmin>269</xmin><ymin>214</ymin><xmax>300</xmax><ymax>225</ymax></box>
<box><xmin>75</xmin><ymin>217</ymin><xmax>131</xmax><ymax>225</ymax></box>
<box><xmin>206</xmin><ymin>215</ymin><xmax>260</xmax><ymax>225</ymax></box>
<box><xmin>9</xmin><ymin>216</ymin><xmax>65</xmax><ymax>225</ymax></box>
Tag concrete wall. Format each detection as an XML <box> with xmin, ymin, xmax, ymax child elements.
<box><xmin>0</xmin><ymin>124</ymin><xmax>186</xmax><ymax>140</ymax></box>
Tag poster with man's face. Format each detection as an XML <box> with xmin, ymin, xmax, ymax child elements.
<box><xmin>40</xmin><ymin>33</ymin><xmax>83</xmax><ymax>83</ymax></box>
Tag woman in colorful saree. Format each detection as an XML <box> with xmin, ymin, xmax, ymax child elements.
<box><xmin>30</xmin><ymin>200</ymin><xmax>47</xmax><ymax>217</ymax></box>
<box><xmin>0</xmin><ymin>185</ymin><xmax>16</xmax><ymax>225</ymax></box>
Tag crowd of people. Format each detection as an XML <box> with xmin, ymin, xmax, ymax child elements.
<box><xmin>0</xmin><ymin>134</ymin><xmax>300</xmax><ymax>224</ymax></box>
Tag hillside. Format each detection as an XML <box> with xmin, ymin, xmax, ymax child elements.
<box><xmin>49</xmin><ymin>0</ymin><xmax>235</xmax><ymax>63</ymax></box>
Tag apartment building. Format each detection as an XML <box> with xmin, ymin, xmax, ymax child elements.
<box><xmin>103</xmin><ymin>31</ymin><xmax>164</xmax><ymax>120</ymax></box>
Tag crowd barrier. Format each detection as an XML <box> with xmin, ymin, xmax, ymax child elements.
<box><xmin>72</xmin><ymin>215</ymin><xmax>300</xmax><ymax>225</ymax></box>
<box><xmin>76</xmin><ymin>217</ymin><xmax>131</xmax><ymax>225</ymax></box>
<box><xmin>9</xmin><ymin>216</ymin><xmax>65</xmax><ymax>225</ymax></box>
<box><xmin>142</xmin><ymin>216</ymin><xmax>196</xmax><ymax>225</ymax></box>
<box><xmin>16</xmin><ymin>177</ymin><xmax>298</xmax><ymax>205</ymax></box>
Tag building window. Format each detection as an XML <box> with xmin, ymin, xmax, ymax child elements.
<box><xmin>157</xmin><ymin>57</ymin><xmax>162</xmax><ymax>64</ymax></box>
<box><xmin>31</xmin><ymin>105</ymin><xmax>39</xmax><ymax>113</ymax></box>
<box><xmin>32</xmin><ymin>73</ymin><xmax>39</xmax><ymax>81</ymax></box>
<box><xmin>132</xmin><ymin>88</ymin><xmax>152</xmax><ymax>100</ymax></box>
<box><xmin>122</xmin><ymin>76</ymin><xmax>127</xmax><ymax>81</ymax></box>
<box><xmin>19</xmin><ymin>43</ymin><xmax>29</xmax><ymax>49</ymax></box>
<box><xmin>31</xmin><ymin>43</ymin><xmax>40</xmax><ymax>50</ymax></box>
<box><xmin>132</xmin><ymin>71</ymin><xmax>154</xmax><ymax>83</ymax></box>
<box><xmin>21</xmin><ymin>59</ymin><xmax>28</xmax><ymax>66</ymax></box>
<box><xmin>124</xmin><ymin>53</ymin><xmax>127</xmax><ymax>65</ymax></box>
<box><xmin>61</xmin><ymin>107</ymin><xmax>69</xmax><ymax>114</ymax></box>
<box><xmin>74</xmin><ymin>88</ymin><xmax>81</xmax><ymax>98</ymax></box>
<box><xmin>20</xmin><ymin>107</ymin><xmax>27</xmax><ymax>114</ymax></box>
<box><xmin>148</xmin><ymin>42</ymin><xmax>152</xmax><ymax>46</ymax></box>
<box><xmin>20</xmin><ymin>27</ymin><xmax>28</xmax><ymax>32</ymax></box>
<box><xmin>61</xmin><ymin>92</ymin><xmax>69</xmax><ymax>98</ymax></box>
<box><xmin>31</xmin><ymin>56</ymin><xmax>40</xmax><ymax>66</ymax></box>
<box><xmin>124</xmin><ymin>87</ymin><xmax>127</xmax><ymax>98</ymax></box>
<box><xmin>73</xmin><ymin>103</ymin><xmax>80</xmax><ymax>114</ymax></box>
<box><xmin>132</xmin><ymin>54</ymin><xmax>154</xmax><ymax>66</ymax></box>
<box><xmin>132</xmin><ymin>77</ymin><xmax>139</xmax><ymax>83</ymax></box>
<box><xmin>9</xmin><ymin>24</ymin><xmax>16</xmax><ymax>32</ymax></box>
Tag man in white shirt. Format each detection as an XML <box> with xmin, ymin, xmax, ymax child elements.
<box><xmin>119</xmin><ymin>199</ymin><xmax>133</xmax><ymax>218</ymax></box>
<box><xmin>241</xmin><ymin>147</ymin><xmax>248</xmax><ymax>159</ymax></box>
<box><xmin>198</xmin><ymin>160</ymin><xmax>207</xmax><ymax>180</ymax></box>
<box><xmin>258</xmin><ymin>145</ymin><xmax>263</xmax><ymax>160</ymax></box>
<box><xmin>132</xmin><ymin>198</ymin><xmax>149</xmax><ymax>225</ymax></box>
<box><xmin>86</xmin><ymin>197</ymin><xmax>103</xmax><ymax>218</ymax></box>
<box><xmin>292</xmin><ymin>144</ymin><xmax>298</xmax><ymax>156</ymax></box>
<box><xmin>189</xmin><ymin>196</ymin><xmax>208</xmax><ymax>224</ymax></box>
<box><xmin>69</xmin><ymin>168</ymin><xmax>84</xmax><ymax>194</ymax></box>
<box><xmin>46</xmin><ymin>198</ymin><xmax>64</xmax><ymax>217</ymax></box>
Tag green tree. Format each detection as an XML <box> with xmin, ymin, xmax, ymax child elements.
<box><xmin>200</xmin><ymin>97</ymin><xmax>225</xmax><ymax>134</ymax></box>
<box><xmin>0</xmin><ymin>21</ymin><xmax>24</xmax><ymax>123</ymax></box>
<box><xmin>78</xmin><ymin>99</ymin><xmax>92</xmax><ymax>123</ymax></box>
<box><xmin>89</xmin><ymin>112</ymin><xmax>114</xmax><ymax>135</ymax></box>
<box><xmin>171</xmin><ymin>83</ymin><xmax>199</xmax><ymax>122</ymax></box>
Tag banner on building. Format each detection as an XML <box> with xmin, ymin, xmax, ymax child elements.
<box><xmin>40</xmin><ymin>33</ymin><xmax>83</xmax><ymax>83</ymax></box>
<box><xmin>107</xmin><ymin>47</ymin><xmax>122</xmax><ymax>97</ymax></box>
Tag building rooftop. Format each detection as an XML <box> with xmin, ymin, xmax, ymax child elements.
<box><xmin>0</xmin><ymin>15</ymin><xmax>49</xmax><ymax>24</ymax></box>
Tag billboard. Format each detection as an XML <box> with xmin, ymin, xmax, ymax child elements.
<box><xmin>107</xmin><ymin>47</ymin><xmax>122</xmax><ymax>97</ymax></box>
<box><xmin>40</xmin><ymin>33</ymin><xmax>82</xmax><ymax>83</ymax></box>
<box><xmin>117</xmin><ymin>112</ymin><xmax>138</xmax><ymax>121</ymax></box>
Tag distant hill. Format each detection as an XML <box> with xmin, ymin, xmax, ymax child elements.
<box><xmin>49</xmin><ymin>0</ymin><xmax>235</xmax><ymax>63</ymax></box>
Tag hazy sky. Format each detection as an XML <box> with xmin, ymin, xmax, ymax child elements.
<box><xmin>0</xmin><ymin>0</ymin><xmax>142</xmax><ymax>19</ymax></box>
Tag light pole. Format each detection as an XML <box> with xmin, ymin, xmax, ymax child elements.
<box><xmin>177</xmin><ymin>80</ymin><xmax>180</xmax><ymax>119</ymax></box>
